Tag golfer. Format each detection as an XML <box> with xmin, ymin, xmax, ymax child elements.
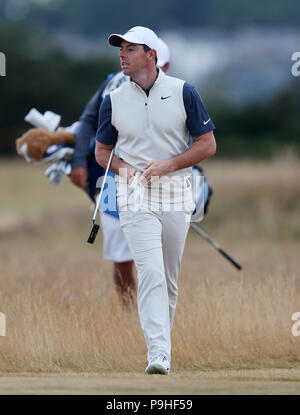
<box><xmin>95</xmin><ymin>26</ymin><xmax>216</xmax><ymax>375</ymax></box>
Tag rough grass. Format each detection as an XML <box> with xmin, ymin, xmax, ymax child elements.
<box><xmin>0</xmin><ymin>155</ymin><xmax>300</xmax><ymax>377</ymax></box>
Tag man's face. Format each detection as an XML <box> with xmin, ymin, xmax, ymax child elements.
<box><xmin>119</xmin><ymin>41</ymin><xmax>150</xmax><ymax>76</ymax></box>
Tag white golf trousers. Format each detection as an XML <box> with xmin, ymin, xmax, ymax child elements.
<box><xmin>119</xmin><ymin>209</ymin><xmax>191</xmax><ymax>362</ymax></box>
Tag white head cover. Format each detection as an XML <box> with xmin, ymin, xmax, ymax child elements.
<box><xmin>157</xmin><ymin>38</ymin><xmax>170</xmax><ymax>67</ymax></box>
<box><xmin>108</xmin><ymin>26</ymin><xmax>159</xmax><ymax>53</ymax></box>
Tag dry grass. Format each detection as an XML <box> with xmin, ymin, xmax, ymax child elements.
<box><xmin>0</xmin><ymin>155</ymin><xmax>300</xmax><ymax>375</ymax></box>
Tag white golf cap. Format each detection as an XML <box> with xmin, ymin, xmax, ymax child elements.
<box><xmin>157</xmin><ymin>38</ymin><xmax>170</xmax><ymax>67</ymax></box>
<box><xmin>108</xmin><ymin>26</ymin><xmax>159</xmax><ymax>52</ymax></box>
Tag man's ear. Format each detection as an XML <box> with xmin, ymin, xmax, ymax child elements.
<box><xmin>161</xmin><ymin>62</ymin><xmax>170</xmax><ymax>73</ymax></box>
<box><xmin>148</xmin><ymin>49</ymin><xmax>157</xmax><ymax>62</ymax></box>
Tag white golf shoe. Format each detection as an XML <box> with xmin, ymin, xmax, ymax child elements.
<box><xmin>145</xmin><ymin>353</ymin><xmax>170</xmax><ymax>375</ymax></box>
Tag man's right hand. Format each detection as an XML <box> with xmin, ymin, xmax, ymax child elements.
<box><xmin>126</xmin><ymin>166</ymin><xmax>141</xmax><ymax>185</ymax></box>
<box><xmin>70</xmin><ymin>166</ymin><xmax>88</xmax><ymax>189</ymax></box>
<box><xmin>119</xmin><ymin>165</ymin><xmax>141</xmax><ymax>185</ymax></box>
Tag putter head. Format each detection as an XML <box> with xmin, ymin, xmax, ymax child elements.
<box><xmin>87</xmin><ymin>224</ymin><xmax>99</xmax><ymax>244</ymax></box>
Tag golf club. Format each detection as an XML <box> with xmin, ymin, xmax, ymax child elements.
<box><xmin>190</xmin><ymin>223</ymin><xmax>243</xmax><ymax>271</ymax></box>
<box><xmin>87</xmin><ymin>146</ymin><xmax>115</xmax><ymax>244</ymax></box>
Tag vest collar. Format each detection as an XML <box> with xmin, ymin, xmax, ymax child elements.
<box><xmin>154</xmin><ymin>67</ymin><xmax>165</xmax><ymax>86</ymax></box>
<box><xmin>130</xmin><ymin>68</ymin><xmax>165</xmax><ymax>92</ymax></box>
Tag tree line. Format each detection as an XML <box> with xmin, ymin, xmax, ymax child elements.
<box><xmin>0</xmin><ymin>25</ymin><xmax>299</xmax><ymax>158</ymax></box>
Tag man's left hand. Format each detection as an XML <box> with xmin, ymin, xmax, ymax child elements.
<box><xmin>141</xmin><ymin>159</ymin><xmax>172</xmax><ymax>185</ymax></box>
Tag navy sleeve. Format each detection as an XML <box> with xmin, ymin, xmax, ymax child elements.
<box><xmin>71</xmin><ymin>82</ymin><xmax>107</xmax><ymax>168</ymax></box>
<box><xmin>183</xmin><ymin>82</ymin><xmax>215</xmax><ymax>137</ymax></box>
<box><xmin>96</xmin><ymin>94</ymin><xmax>118</xmax><ymax>145</ymax></box>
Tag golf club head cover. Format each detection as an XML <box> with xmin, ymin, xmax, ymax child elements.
<box><xmin>16</xmin><ymin>128</ymin><xmax>75</xmax><ymax>161</ymax></box>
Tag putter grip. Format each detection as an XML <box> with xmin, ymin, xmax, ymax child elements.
<box><xmin>87</xmin><ymin>224</ymin><xmax>99</xmax><ymax>244</ymax></box>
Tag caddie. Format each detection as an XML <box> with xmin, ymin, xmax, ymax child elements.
<box><xmin>70</xmin><ymin>38</ymin><xmax>172</xmax><ymax>305</ymax></box>
<box><xmin>97</xmin><ymin>26</ymin><xmax>217</xmax><ymax>375</ymax></box>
